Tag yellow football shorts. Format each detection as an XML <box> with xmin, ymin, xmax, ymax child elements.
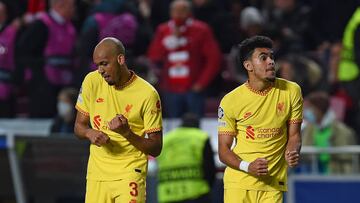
<box><xmin>85</xmin><ymin>174</ymin><xmax>146</xmax><ymax>203</ymax></box>
<box><xmin>224</xmin><ymin>188</ymin><xmax>283</xmax><ymax>203</ymax></box>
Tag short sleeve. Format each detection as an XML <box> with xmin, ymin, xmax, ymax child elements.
<box><xmin>75</xmin><ymin>74</ymin><xmax>91</xmax><ymax>116</ymax></box>
<box><xmin>143</xmin><ymin>90</ymin><xmax>162</xmax><ymax>134</ymax></box>
<box><xmin>218</xmin><ymin>98</ymin><xmax>237</xmax><ymax>136</ymax></box>
<box><xmin>288</xmin><ymin>84</ymin><xmax>303</xmax><ymax>124</ymax></box>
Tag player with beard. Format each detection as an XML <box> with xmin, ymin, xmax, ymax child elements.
<box><xmin>218</xmin><ymin>36</ymin><xmax>303</xmax><ymax>203</ymax></box>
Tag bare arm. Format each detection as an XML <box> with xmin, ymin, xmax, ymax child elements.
<box><xmin>285</xmin><ymin>122</ymin><xmax>302</xmax><ymax>167</ymax></box>
<box><xmin>109</xmin><ymin>114</ymin><xmax>162</xmax><ymax>157</ymax></box>
<box><xmin>218</xmin><ymin>134</ymin><xmax>241</xmax><ymax>170</ymax></box>
<box><xmin>218</xmin><ymin>134</ymin><xmax>268</xmax><ymax>176</ymax></box>
<box><xmin>74</xmin><ymin>111</ymin><xmax>109</xmax><ymax>146</ymax></box>
<box><xmin>125</xmin><ymin>131</ymin><xmax>162</xmax><ymax>157</ymax></box>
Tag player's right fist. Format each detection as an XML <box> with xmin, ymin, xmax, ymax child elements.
<box><xmin>248</xmin><ymin>158</ymin><xmax>268</xmax><ymax>176</ymax></box>
<box><xmin>86</xmin><ymin>129</ymin><xmax>109</xmax><ymax>147</ymax></box>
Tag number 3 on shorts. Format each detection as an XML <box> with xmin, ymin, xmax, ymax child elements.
<box><xmin>129</xmin><ymin>182</ymin><xmax>138</xmax><ymax>197</ymax></box>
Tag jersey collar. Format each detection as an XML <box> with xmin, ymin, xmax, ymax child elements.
<box><xmin>115</xmin><ymin>70</ymin><xmax>137</xmax><ymax>90</ymax></box>
<box><xmin>245</xmin><ymin>80</ymin><xmax>274</xmax><ymax>96</ymax></box>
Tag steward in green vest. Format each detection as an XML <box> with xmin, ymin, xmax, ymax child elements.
<box><xmin>157</xmin><ymin>113</ymin><xmax>216</xmax><ymax>203</ymax></box>
<box><xmin>338</xmin><ymin>7</ymin><xmax>360</xmax><ymax>81</ymax></box>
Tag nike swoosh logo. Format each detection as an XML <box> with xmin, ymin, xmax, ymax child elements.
<box><xmin>96</xmin><ymin>98</ymin><xmax>104</xmax><ymax>103</ymax></box>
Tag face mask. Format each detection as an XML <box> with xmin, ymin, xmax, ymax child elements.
<box><xmin>304</xmin><ymin>109</ymin><xmax>316</xmax><ymax>124</ymax></box>
<box><xmin>57</xmin><ymin>101</ymin><xmax>72</xmax><ymax>118</ymax></box>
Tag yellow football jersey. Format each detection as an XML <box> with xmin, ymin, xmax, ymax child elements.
<box><xmin>76</xmin><ymin>70</ymin><xmax>162</xmax><ymax>181</ymax></box>
<box><xmin>218</xmin><ymin>78</ymin><xmax>303</xmax><ymax>191</ymax></box>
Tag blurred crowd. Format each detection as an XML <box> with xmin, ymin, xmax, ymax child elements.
<box><xmin>0</xmin><ymin>0</ymin><xmax>360</xmax><ymax>148</ymax></box>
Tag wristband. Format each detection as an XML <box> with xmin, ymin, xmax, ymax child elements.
<box><xmin>239</xmin><ymin>160</ymin><xmax>250</xmax><ymax>172</ymax></box>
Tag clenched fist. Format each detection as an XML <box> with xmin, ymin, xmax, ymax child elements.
<box><xmin>109</xmin><ymin>114</ymin><xmax>131</xmax><ymax>138</ymax></box>
<box><xmin>248</xmin><ymin>158</ymin><xmax>268</xmax><ymax>176</ymax></box>
<box><xmin>285</xmin><ymin>150</ymin><xmax>300</xmax><ymax>168</ymax></box>
<box><xmin>86</xmin><ymin>129</ymin><xmax>109</xmax><ymax>147</ymax></box>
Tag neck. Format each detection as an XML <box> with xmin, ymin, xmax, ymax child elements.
<box><xmin>115</xmin><ymin>67</ymin><xmax>132</xmax><ymax>88</ymax></box>
<box><xmin>50</xmin><ymin>9</ymin><xmax>65</xmax><ymax>24</ymax></box>
<box><xmin>247</xmin><ymin>76</ymin><xmax>274</xmax><ymax>92</ymax></box>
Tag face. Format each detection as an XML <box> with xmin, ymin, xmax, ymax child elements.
<box><xmin>303</xmin><ymin>101</ymin><xmax>320</xmax><ymax>124</ymax></box>
<box><xmin>93</xmin><ymin>45</ymin><xmax>122</xmax><ymax>86</ymax></box>
<box><xmin>244</xmin><ymin>47</ymin><xmax>276</xmax><ymax>82</ymax></box>
<box><xmin>170</xmin><ymin>1</ymin><xmax>190</xmax><ymax>25</ymax></box>
<box><xmin>57</xmin><ymin>0</ymin><xmax>75</xmax><ymax>21</ymax></box>
<box><xmin>57</xmin><ymin>92</ymin><xmax>74</xmax><ymax>117</ymax></box>
<box><xmin>278</xmin><ymin>60</ymin><xmax>294</xmax><ymax>80</ymax></box>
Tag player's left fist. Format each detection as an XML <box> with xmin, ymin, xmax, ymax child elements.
<box><xmin>285</xmin><ymin>150</ymin><xmax>300</xmax><ymax>168</ymax></box>
<box><xmin>109</xmin><ymin>114</ymin><xmax>131</xmax><ymax>137</ymax></box>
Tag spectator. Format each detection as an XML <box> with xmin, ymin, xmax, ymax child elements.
<box><xmin>50</xmin><ymin>87</ymin><xmax>78</xmax><ymax>134</ymax></box>
<box><xmin>302</xmin><ymin>91</ymin><xmax>356</xmax><ymax>174</ymax></box>
<box><xmin>277</xmin><ymin>54</ymin><xmax>323</xmax><ymax>96</ymax></box>
<box><xmin>0</xmin><ymin>1</ymin><xmax>23</xmax><ymax>117</ymax></box>
<box><xmin>240</xmin><ymin>6</ymin><xmax>265</xmax><ymax>39</ymax></box>
<box><xmin>16</xmin><ymin>0</ymin><xmax>77</xmax><ymax>118</ymax></box>
<box><xmin>336</xmin><ymin>7</ymin><xmax>360</xmax><ymax>91</ymax></box>
<box><xmin>147</xmin><ymin>0</ymin><xmax>221</xmax><ymax>118</ymax></box>
<box><xmin>23</xmin><ymin>0</ymin><xmax>47</xmax><ymax>24</ymax></box>
<box><xmin>157</xmin><ymin>112</ymin><xmax>216</xmax><ymax>203</ymax></box>
<box><xmin>75</xmin><ymin>0</ymin><xmax>152</xmax><ymax>88</ymax></box>
<box><xmin>329</xmin><ymin>7</ymin><xmax>360</xmax><ymax>137</ymax></box>
<box><xmin>227</xmin><ymin>6</ymin><xmax>266</xmax><ymax>83</ymax></box>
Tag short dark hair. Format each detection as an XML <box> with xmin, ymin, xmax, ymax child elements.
<box><xmin>238</xmin><ymin>35</ymin><xmax>273</xmax><ymax>66</ymax></box>
<box><xmin>306</xmin><ymin>91</ymin><xmax>330</xmax><ymax>114</ymax></box>
<box><xmin>181</xmin><ymin>112</ymin><xmax>200</xmax><ymax>128</ymax></box>
<box><xmin>59</xmin><ymin>87</ymin><xmax>78</xmax><ymax>105</ymax></box>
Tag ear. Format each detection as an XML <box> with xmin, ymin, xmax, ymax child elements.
<box><xmin>243</xmin><ymin>60</ymin><xmax>253</xmax><ymax>72</ymax></box>
<box><xmin>117</xmin><ymin>54</ymin><xmax>125</xmax><ymax>65</ymax></box>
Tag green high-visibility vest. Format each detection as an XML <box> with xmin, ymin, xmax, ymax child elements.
<box><xmin>338</xmin><ymin>8</ymin><xmax>360</xmax><ymax>81</ymax></box>
<box><xmin>157</xmin><ymin>127</ymin><xmax>210</xmax><ymax>203</ymax></box>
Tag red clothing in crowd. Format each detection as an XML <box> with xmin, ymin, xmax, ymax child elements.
<box><xmin>147</xmin><ymin>18</ymin><xmax>221</xmax><ymax>93</ymax></box>
<box><xmin>27</xmin><ymin>0</ymin><xmax>46</xmax><ymax>13</ymax></box>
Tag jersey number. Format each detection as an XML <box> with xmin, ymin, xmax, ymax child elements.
<box><xmin>129</xmin><ymin>182</ymin><xmax>138</xmax><ymax>197</ymax></box>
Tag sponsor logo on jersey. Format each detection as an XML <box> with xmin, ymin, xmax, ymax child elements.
<box><xmin>257</xmin><ymin>127</ymin><xmax>283</xmax><ymax>138</ymax></box>
<box><xmin>246</xmin><ymin>126</ymin><xmax>255</xmax><ymax>140</ymax></box>
<box><xmin>93</xmin><ymin>115</ymin><xmax>101</xmax><ymax>130</ymax></box>
<box><xmin>245</xmin><ymin>126</ymin><xmax>283</xmax><ymax>140</ymax></box>
<box><xmin>243</xmin><ymin>112</ymin><xmax>252</xmax><ymax>119</ymax></box>
<box><xmin>96</xmin><ymin>97</ymin><xmax>104</xmax><ymax>103</ymax></box>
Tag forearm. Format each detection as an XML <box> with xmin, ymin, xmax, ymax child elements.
<box><xmin>124</xmin><ymin>131</ymin><xmax>162</xmax><ymax>157</ymax></box>
<box><xmin>219</xmin><ymin>147</ymin><xmax>242</xmax><ymax>171</ymax></box>
<box><xmin>286</xmin><ymin>132</ymin><xmax>302</xmax><ymax>153</ymax></box>
<box><xmin>74</xmin><ymin>122</ymin><xmax>91</xmax><ymax>140</ymax></box>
